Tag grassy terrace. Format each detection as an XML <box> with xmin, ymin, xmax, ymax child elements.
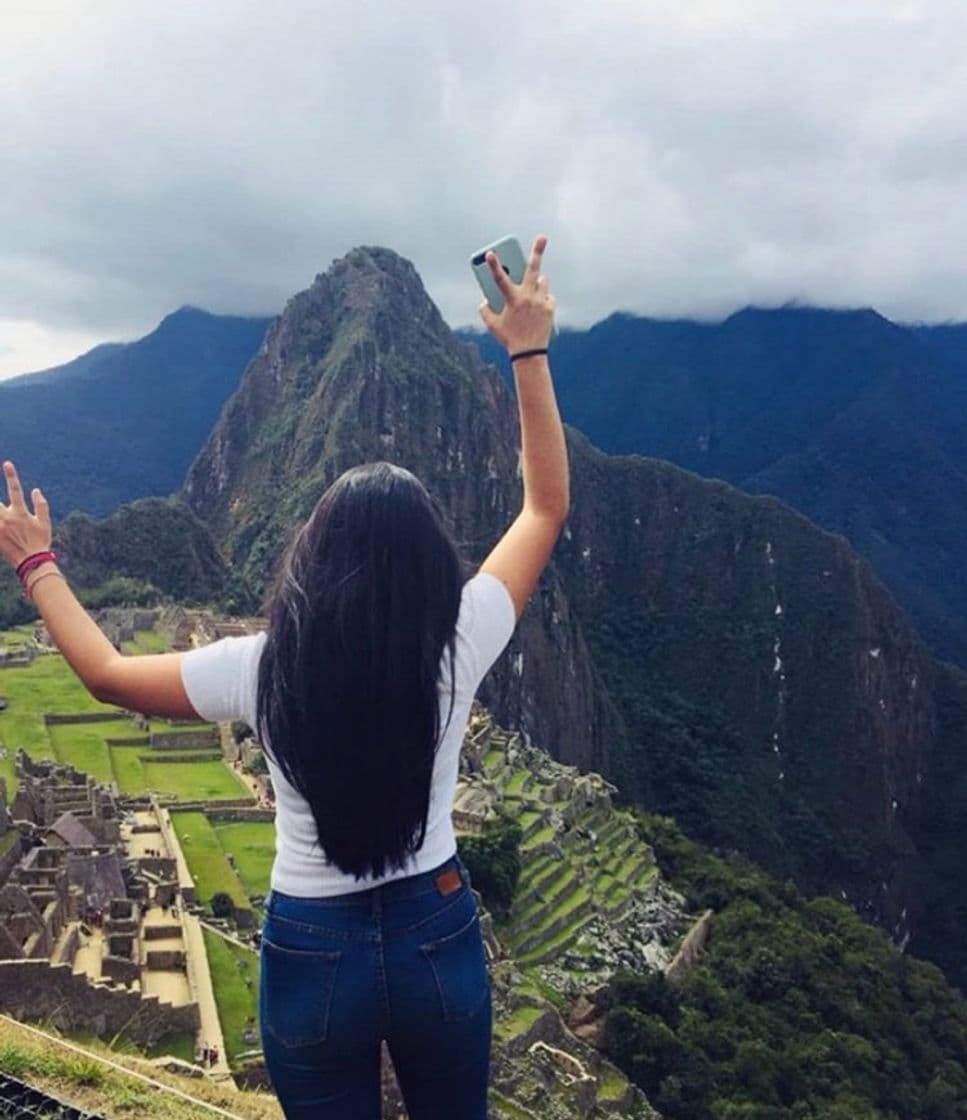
<box><xmin>0</xmin><ymin>650</ymin><xmax>102</xmax><ymax>790</ymax></box>
<box><xmin>479</xmin><ymin>740</ymin><xmax>658</xmax><ymax>969</ymax></box>
<box><xmin>213</xmin><ymin>821</ymin><xmax>275</xmax><ymax>899</ymax></box>
<box><xmin>0</xmin><ymin>625</ymin><xmax>250</xmax><ymax>803</ymax></box>
<box><xmin>174</xmin><ymin>813</ymin><xmax>274</xmax><ymax>907</ymax></box>
<box><xmin>171</xmin><ymin>812</ymin><xmax>250</xmax><ymax>908</ymax></box>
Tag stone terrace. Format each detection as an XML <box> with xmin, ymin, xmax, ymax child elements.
<box><xmin>461</xmin><ymin>712</ymin><xmax>663</xmax><ymax>970</ymax></box>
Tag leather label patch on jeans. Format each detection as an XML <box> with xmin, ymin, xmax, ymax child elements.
<box><xmin>435</xmin><ymin>868</ymin><xmax>462</xmax><ymax>896</ymax></box>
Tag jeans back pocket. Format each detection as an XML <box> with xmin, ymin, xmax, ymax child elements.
<box><xmin>420</xmin><ymin>910</ymin><xmax>489</xmax><ymax>1023</ymax></box>
<box><xmin>260</xmin><ymin>937</ymin><xmax>342</xmax><ymax>1048</ymax></box>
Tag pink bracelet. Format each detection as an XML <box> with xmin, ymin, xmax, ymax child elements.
<box><xmin>16</xmin><ymin>550</ymin><xmax>57</xmax><ymax>582</ymax></box>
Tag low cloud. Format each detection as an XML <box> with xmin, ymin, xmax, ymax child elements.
<box><xmin>3</xmin><ymin>0</ymin><xmax>967</xmax><ymax>377</ymax></box>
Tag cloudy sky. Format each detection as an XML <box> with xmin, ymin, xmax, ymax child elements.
<box><xmin>2</xmin><ymin>0</ymin><xmax>966</xmax><ymax>378</ymax></box>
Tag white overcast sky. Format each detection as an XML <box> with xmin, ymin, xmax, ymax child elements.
<box><xmin>2</xmin><ymin>0</ymin><xmax>967</xmax><ymax>378</ymax></box>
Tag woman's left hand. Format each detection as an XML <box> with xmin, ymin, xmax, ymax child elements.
<box><xmin>0</xmin><ymin>460</ymin><xmax>52</xmax><ymax>569</ymax></box>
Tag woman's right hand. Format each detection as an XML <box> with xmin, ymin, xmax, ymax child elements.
<box><xmin>478</xmin><ymin>234</ymin><xmax>555</xmax><ymax>354</ymax></box>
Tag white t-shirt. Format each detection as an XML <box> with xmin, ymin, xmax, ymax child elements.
<box><xmin>180</xmin><ymin>571</ymin><xmax>516</xmax><ymax>897</ymax></box>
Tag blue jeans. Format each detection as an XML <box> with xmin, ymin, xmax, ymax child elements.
<box><xmin>259</xmin><ymin>854</ymin><xmax>491</xmax><ymax>1119</ymax></box>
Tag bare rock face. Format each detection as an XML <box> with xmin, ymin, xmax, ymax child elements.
<box><xmin>182</xmin><ymin>247</ymin><xmax>616</xmax><ymax>771</ymax></box>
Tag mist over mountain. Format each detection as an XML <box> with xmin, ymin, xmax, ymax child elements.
<box><xmin>182</xmin><ymin>249</ymin><xmax>967</xmax><ymax>985</ymax></box>
<box><xmin>463</xmin><ymin>308</ymin><xmax>967</xmax><ymax>668</ymax></box>
<box><xmin>0</xmin><ymin>307</ymin><xmax>272</xmax><ymax>519</ymax></box>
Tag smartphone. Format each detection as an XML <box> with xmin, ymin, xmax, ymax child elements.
<box><xmin>471</xmin><ymin>235</ymin><xmax>527</xmax><ymax>314</ymax></box>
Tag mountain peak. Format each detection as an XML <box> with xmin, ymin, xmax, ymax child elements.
<box><xmin>297</xmin><ymin>245</ymin><xmax>442</xmax><ymax>332</ymax></box>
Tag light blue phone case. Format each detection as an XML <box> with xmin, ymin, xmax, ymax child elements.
<box><xmin>471</xmin><ymin>235</ymin><xmax>527</xmax><ymax>314</ymax></box>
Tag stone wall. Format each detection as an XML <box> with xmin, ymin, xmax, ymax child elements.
<box><xmin>205</xmin><ymin>808</ymin><xmax>274</xmax><ymax>823</ymax></box>
<box><xmin>105</xmin><ymin>736</ymin><xmax>150</xmax><ymax>748</ymax></box>
<box><xmin>665</xmin><ymin>909</ymin><xmax>714</xmax><ymax>983</ymax></box>
<box><xmin>149</xmin><ymin>730</ymin><xmax>219</xmax><ymax>751</ymax></box>
<box><xmin>137</xmin><ymin>752</ymin><xmax>222</xmax><ymax>765</ymax></box>
<box><xmin>143</xmin><ymin>921</ymin><xmax>180</xmax><ymax>942</ymax></box>
<box><xmin>52</xmin><ymin>923</ymin><xmax>79</xmax><ymax>966</ymax></box>
<box><xmin>0</xmin><ymin>960</ymin><xmax>199</xmax><ymax>1044</ymax></box>
<box><xmin>0</xmin><ymin>833</ymin><xmax>23</xmax><ymax>882</ymax></box>
<box><xmin>43</xmin><ymin>712</ymin><xmax>125</xmax><ymax>726</ymax></box>
<box><xmin>173</xmin><ymin>799</ymin><xmax>254</xmax><ymax>812</ymax></box>
<box><xmin>102</xmin><ymin>954</ymin><xmax>139</xmax><ymax>985</ymax></box>
<box><xmin>145</xmin><ymin>949</ymin><xmax>186</xmax><ymax>970</ymax></box>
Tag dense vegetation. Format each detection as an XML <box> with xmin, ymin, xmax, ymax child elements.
<box><xmin>457</xmin><ymin>813</ymin><xmax>523</xmax><ymax>918</ymax></box>
<box><xmin>0</xmin><ymin>495</ymin><xmax>230</xmax><ymax>630</ymax></box>
<box><xmin>601</xmin><ymin>813</ymin><xmax>967</xmax><ymax>1119</ymax></box>
<box><xmin>464</xmin><ymin>310</ymin><xmax>967</xmax><ymax>669</ymax></box>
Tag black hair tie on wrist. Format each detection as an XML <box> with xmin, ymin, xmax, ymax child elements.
<box><xmin>509</xmin><ymin>348</ymin><xmax>549</xmax><ymax>363</ymax></box>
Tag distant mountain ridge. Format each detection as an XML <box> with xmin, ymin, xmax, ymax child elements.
<box><xmin>0</xmin><ymin>307</ymin><xmax>273</xmax><ymax>519</ymax></box>
<box><xmin>462</xmin><ymin>308</ymin><xmax>967</xmax><ymax>666</ymax></box>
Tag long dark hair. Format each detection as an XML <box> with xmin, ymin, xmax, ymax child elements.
<box><xmin>255</xmin><ymin>462</ymin><xmax>464</xmax><ymax>880</ymax></box>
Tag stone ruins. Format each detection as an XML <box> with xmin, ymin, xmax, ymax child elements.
<box><xmin>0</xmin><ymin>751</ymin><xmax>198</xmax><ymax>1047</ymax></box>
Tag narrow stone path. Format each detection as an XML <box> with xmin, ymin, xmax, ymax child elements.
<box><xmin>183</xmin><ymin>910</ymin><xmax>233</xmax><ymax>1083</ymax></box>
<box><xmin>158</xmin><ymin>798</ymin><xmax>234</xmax><ymax>1085</ymax></box>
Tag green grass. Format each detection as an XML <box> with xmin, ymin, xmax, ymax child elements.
<box><xmin>596</xmin><ymin>1066</ymin><xmax>628</xmax><ymax>1102</ymax></box>
<box><xmin>0</xmin><ymin>652</ymin><xmax>110</xmax><ymax>791</ymax></box>
<box><xmin>0</xmin><ymin>624</ymin><xmax>37</xmax><ymax>649</ymax></box>
<box><xmin>522</xmin><ymin>824</ymin><xmax>555</xmax><ymax>850</ymax></box>
<box><xmin>504</xmin><ymin>770</ymin><xmax>529</xmax><ymax>795</ymax></box>
<box><xmin>121</xmin><ymin>629</ymin><xmax>169</xmax><ymax>655</ymax></box>
<box><xmin>110</xmin><ymin>744</ymin><xmax>148</xmax><ymax>793</ymax></box>
<box><xmin>172</xmin><ymin>811</ymin><xmax>249</xmax><ymax>908</ymax></box>
<box><xmin>142</xmin><ymin>758</ymin><xmax>250</xmax><ymax>802</ymax></box>
<box><xmin>213</xmin><ymin>821</ymin><xmax>275</xmax><ymax>898</ymax></box>
<box><xmin>481</xmin><ymin>747</ymin><xmax>503</xmax><ymax>773</ymax></box>
<box><xmin>490</xmin><ymin>1090</ymin><xmax>533</xmax><ymax>1120</ymax></box>
<box><xmin>203</xmin><ymin>928</ymin><xmax>260</xmax><ymax>1065</ymax></box>
<box><xmin>496</xmin><ymin>1003</ymin><xmax>544</xmax><ymax>1038</ymax></box>
<box><xmin>48</xmin><ymin>718</ymin><xmax>133</xmax><ymax>786</ymax></box>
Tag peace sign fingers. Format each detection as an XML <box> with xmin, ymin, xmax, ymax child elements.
<box><xmin>3</xmin><ymin>461</ymin><xmax>26</xmax><ymax>513</ymax></box>
<box><xmin>524</xmin><ymin>234</ymin><xmax>548</xmax><ymax>286</ymax></box>
<box><xmin>0</xmin><ymin>460</ymin><xmax>53</xmax><ymax>570</ymax></box>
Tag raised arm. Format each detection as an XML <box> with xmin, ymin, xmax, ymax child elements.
<box><xmin>0</xmin><ymin>461</ymin><xmax>197</xmax><ymax>718</ymax></box>
<box><xmin>478</xmin><ymin>234</ymin><xmax>569</xmax><ymax>618</ymax></box>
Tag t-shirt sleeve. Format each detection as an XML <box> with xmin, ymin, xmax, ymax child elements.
<box><xmin>457</xmin><ymin>572</ymin><xmax>517</xmax><ymax>688</ymax></box>
<box><xmin>180</xmin><ymin>633</ymin><xmax>266</xmax><ymax>729</ymax></box>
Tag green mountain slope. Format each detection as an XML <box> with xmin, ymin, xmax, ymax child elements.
<box><xmin>603</xmin><ymin>812</ymin><xmax>967</xmax><ymax>1119</ymax></box>
<box><xmin>462</xmin><ymin>308</ymin><xmax>967</xmax><ymax>668</ymax></box>
<box><xmin>0</xmin><ymin>308</ymin><xmax>271</xmax><ymax>519</ymax></box>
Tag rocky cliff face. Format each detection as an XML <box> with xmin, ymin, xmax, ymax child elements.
<box><xmin>181</xmin><ymin>247</ymin><xmax>967</xmax><ymax>975</ymax></box>
<box><xmin>556</xmin><ymin>431</ymin><xmax>947</xmax><ymax>939</ymax></box>
<box><xmin>183</xmin><ymin>248</ymin><xmax>619</xmax><ymax>773</ymax></box>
